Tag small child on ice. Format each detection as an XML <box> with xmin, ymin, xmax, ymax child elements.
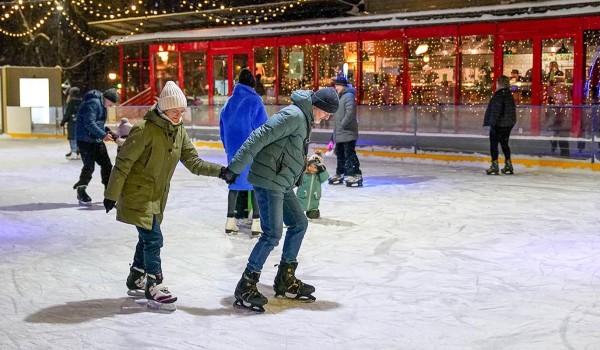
<box><xmin>296</xmin><ymin>151</ymin><xmax>329</xmax><ymax>219</ymax></box>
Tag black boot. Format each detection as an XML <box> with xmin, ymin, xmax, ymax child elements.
<box><xmin>273</xmin><ymin>262</ymin><xmax>315</xmax><ymax>301</ymax></box>
<box><xmin>76</xmin><ymin>185</ymin><xmax>92</xmax><ymax>206</ymax></box>
<box><xmin>234</xmin><ymin>269</ymin><xmax>268</xmax><ymax>312</ymax></box>
<box><xmin>126</xmin><ymin>266</ymin><xmax>146</xmax><ymax>296</ymax></box>
<box><xmin>501</xmin><ymin>159</ymin><xmax>514</xmax><ymax>175</ymax></box>
<box><xmin>145</xmin><ymin>272</ymin><xmax>177</xmax><ymax>304</ymax></box>
<box><xmin>485</xmin><ymin>160</ymin><xmax>499</xmax><ymax>175</ymax></box>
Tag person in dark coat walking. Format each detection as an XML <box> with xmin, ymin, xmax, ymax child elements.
<box><xmin>329</xmin><ymin>76</ymin><xmax>362</xmax><ymax>187</ymax></box>
<box><xmin>483</xmin><ymin>75</ymin><xmax>517</xmax><ymax>175</ymax></box>
<box><xmin>219</xmin><ymin>68</ymin><xmax>268</xmax><ymax>236</ymax></box>
<box><xmin>73</xmin><ymin>88</ymin><xmax>118</xmax><ymax>205</ymax></box>
<box><xmin>61</xmin><ymin>87</ymin><xmax>82</xmax><ymax>160</ymax></box>
<box><xmin>219</xmin><ymin>87</ymin><xmax>339</xmax><ymax>312</ymax></box>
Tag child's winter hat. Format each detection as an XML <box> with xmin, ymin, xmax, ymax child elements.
<box><xmin>103</xmin><ymin>88</ymin><xmax>119</xmax><ymax>103</ymax></box>
<box><xmin>311</xmin><ymin>87</ymin><xmax>339</xmax><ymax>114</ymax></box>
<box><xmin>120</xmin><ymin>117</ymin><xmax>129</xmax><ymax>124</ymax></box>
<box><xmin>307</xmin><ymin>153</ymin><xmax>323</xmax><ymax>166</ymax></box>
<box><xmin>333</xmin><ymin>76</ymin><xmax>348</xmax><ymax>86</ymax></box>
<box><xmin>238</xmin><ymin>68</ymin><xmax>256</xmax><ymax>88</ymax></box>
<box><xmin>158</xmin><ymin>81</ymin><xmax>187</xmax><ymax>111</ymax></box>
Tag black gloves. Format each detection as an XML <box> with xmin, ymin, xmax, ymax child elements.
<box><xmin>316</xmin><ymin>163</ymin><xmax>327</xmax><ymax>174</ymax></box>
<box><xmin>103</xmin><ymin>198</ymin><xmax>116</xmax><ymax>213</ymax></box>
<box><xmin>219</xmin><ymin>166</ymin><xmax>238</xmax><ymax>184</ymax></box>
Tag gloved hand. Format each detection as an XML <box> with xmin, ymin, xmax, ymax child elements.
<box><xmin>219</xmin><ymin>166</ymin><xmax>238</xmax><ymax>184</ymax></box>
<box><xmin>483</xmin><ymin>126</ymin><xmax>491</xmax><ymax>134</ymax></box>
<box><xmin>316</xmin><ymin>163</ymin><xmax>327</xmax><ymax>173</ymax></box>
<box><xmin>327</xmin><ymin>140</ymin><xmax>334</xmax><ymax>152</ymax></box>
<box><xmin>103</xmin><ymin>198</ymin><xmax>116</xmax><ymax>213</ymax></box>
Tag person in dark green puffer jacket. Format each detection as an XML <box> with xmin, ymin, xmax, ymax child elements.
<box><xmin>220</xmin><ymin>87</ymin><xmax>339</xmax><ymax>312</ymax></box>
<box><xmin>296</xmin><ymin>152</ymin><xmax>329</xmax><ymax>219</ymax></box>
<box><xmin>103</xmin><ymin>81</ymin><xmax>225</xmax><ymax>308</ymax></box>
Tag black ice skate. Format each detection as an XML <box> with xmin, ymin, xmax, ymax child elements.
<box><xmin>76</xmin><ymin>185</ymin><xmax>92</xmax><ymax>206</ymax></box>
<box><xmin>273</xmin><ymin>262</ymin><xmax>316</xmax><ymax>302</ymax></box>
<box><xmin>486</xmin><ymin>160</ymin><xmax>499</xmax><ymax>175</ymax></box>
<box><xmin>145</xmin><ymin>273</ymin><xmax>177</xmax><ymax>311</ymax></box>
<box><xmin>501</xmin><ymin>159</ymin><xmax>514</xmax><ymax>175</ymax></box>
<box><xmin>344</xmin><ymin>175</ymin><xmax>363</xmax><ymax>187</ymax></box>
<box><xmin>234</xmin><ymin>269</ymin><xmax>268</xmax><ymax>313</ymax></box>
<box><xmin>126</xmin><ymin>266</ymin><xmax>146</xmax><ymax>297</ymax></box>
<box><xmin>328</xmin><ymin>174</ymin><xmax>344</xmax><ymax>185</ymax></box>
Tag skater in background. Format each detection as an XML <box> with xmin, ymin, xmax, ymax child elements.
<box><xmin>61</xmin><ymin>87</ymin><xmax>82</xmax><ymax>160</ymax></box>
<box><xmin>219</xmin><ymin>68</ymin><xmax>268</xmax><ymax>237</ymax></box>
<box><xmin>296</xmin><ymin>151</ymin><xmax>329</xmax><ymax>219</ymax></box>
<box><xmin>483</xmin><ymin>75</ymin><xmax>517</xmax><ymax>175</ymax></box>
<box><xmin>115</xmin><ymin>117</ymin><xmax>133</xmax><ymax>153</ymax></box>
<box><xmin>329</xmin><ymin>76</ymin><xmax>363</xmax><ymax>187</ymax></box>
<box><xmin>220</xmin><ymin>87</ymin><xmax>339</xmax><ymax>312</ymax></box>
<box><xmin>104</xmin><ymin>81</ymin><xmax>225</xmax><ymax>309</ymax></box>
<box><xmin>72</xmin><ymin>88</ymin><xmax>118</xmax><ymax>205</ymax></box>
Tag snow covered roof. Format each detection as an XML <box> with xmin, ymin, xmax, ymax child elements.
<box><xmin>111</xmin><ymin>0</ymin><xmax>600</xmax><ymax>44</ymax></box>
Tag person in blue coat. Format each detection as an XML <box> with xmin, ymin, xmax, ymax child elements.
<box><xmin>219</xmin><ymin>68</ymin><xmax>268</xmax><ymax>236</ymax></box>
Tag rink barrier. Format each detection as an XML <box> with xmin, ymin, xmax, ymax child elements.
<box><xmin>190</xmin><ymin>140</ymin><xmax>600</xmax><ymax>172</ymax></box>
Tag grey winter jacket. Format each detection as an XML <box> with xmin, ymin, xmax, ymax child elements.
<box><xmin>228</xmin><ymin>90</ymin><xmax>314</xmax><ymax>193</ymax></box>
<box><xmin>332</xmin><ymin>86</ymin><xmax>358</xmax><ymax>143</ymax></box>
<box><xmin>76</xmin><ymin>90</ymin><xmax>109</xmax><ymax>143</ymax></box>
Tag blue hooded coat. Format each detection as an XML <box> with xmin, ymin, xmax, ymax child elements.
<box><xmin>75</xmin><ymin>90</ymin><xmax>109</xmax><ymax>143</ymax></box>
<box><xmin>219</xmin><ymin>83</ymin><xmax>268</xmax><ymax>190</ymax></box>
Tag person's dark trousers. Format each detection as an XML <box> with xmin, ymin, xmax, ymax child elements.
<box><xmin>229</xmin><ymin>190</ymin><xmax>260</xmax><ymax>219</ymax></box>
<box><xmin>489</xmin><ymin>126</ymin><xmax>513</xmax><ymax>161</ymax></box>
<box><xmin>132</xmin><ymin>216</ymin><xmax>163</xmax><ymax>276</ymax></box>
<box><xmin>76</xmin><ymin>140</ymin><xmax>113</xmax><ymax>187</ymax></box>
<box><xmin>335</xmin><ymin>140</ymin><xmax>362</xmax><ymax>176</ymax></box>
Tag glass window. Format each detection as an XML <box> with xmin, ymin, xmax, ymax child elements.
<box><xmin>584</xmin><ymin>31</ymin><xmax>600</xmax><ymax>105</ymax></box>
<box><xmin>408</xmin><ymin>37</ymin><xmax>456</xmax><ymax>105</ymax></box>
<box><xmin>542</xmin><ymin>38</ymin><xmax>574</xmax><ymax>105</ymax></box>
<box><xmin>254</xmin><ymin>47</ymin><xmax>276</xmax><ymax>104</ymax></box>
<box><xmin>278</xmin><ymin>44</ymin><xmax>314</xmax><ymax>104</ymax></box>
<box><xmin>233</xmin><ymin>54</ymin><xmax>249</xmax><ymax>86</ymax></box>
<box><xmin>503</xmin><ymin>39</ymin><xmax>533</xmax><ymax>105</ymax></box>
<box><xmin>182</xmin><ymin>52</ymin><xmax>207</xmax><ymax>106</ymax></box>
<box><xmin>154</xmin><ymin>51</ymin><xmax>179</xmax><ymax>94</ymax></box>
<box><xmin>460</xmin><ymin>35</ymin><xmax>494</xmax><ymax>105</ymax></box>
<box><xmin>317</xmin><ymin>42</ymin><xmax>357</xmax><ymax>88</ymax></box>
<box><xmin>360</xmin><ymin>40</ymin><xmax>404</xmax><ymax>106</ymax></box>
<box><xmin>212</xmin><ymin>55</ymin><xmax>228</xmax><ymax>104</ymax></box>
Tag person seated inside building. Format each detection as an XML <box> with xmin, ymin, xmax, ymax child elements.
<box><xmin>510</xmin><ymin>69</ymin><xmax>524</xmax><ymax>83</ymax></box>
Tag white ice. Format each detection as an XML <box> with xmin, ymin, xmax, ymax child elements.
<box><xmin>1</xmin><ymin>137</ymin><xmax>600</xmax><ymax>350</ymax></box>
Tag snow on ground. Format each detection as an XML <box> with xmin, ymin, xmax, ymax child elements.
<box><xmin>1</xmin><ymin>138</ymin><xmax>600</xmax><ymax>350</ymax></box>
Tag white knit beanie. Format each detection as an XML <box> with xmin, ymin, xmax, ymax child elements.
<box><xmin>158</xmin><ymin>81</ymin><xmax>187</xmax><ymax>111</ymax></box>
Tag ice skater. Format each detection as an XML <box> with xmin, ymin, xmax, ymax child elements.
<box><xmin>103</xmin><ymin>81</ymin><xmax>225</xmax><ymax>310</ymax></box>
<box><xmin>296</xmin><ymin>151</ymin><xmax>329</xmax><ymax>219</ymax></box>
<box><xmin>219</xmin><ymin>87</ymin><xmax>339</xmax><ymax>312</ymax></box>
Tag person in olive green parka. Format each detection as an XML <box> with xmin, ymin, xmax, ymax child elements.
<box><xmin>103</xmin><ymin>81</ymin><xmax>224</xmax><ymax>307</ymax></box>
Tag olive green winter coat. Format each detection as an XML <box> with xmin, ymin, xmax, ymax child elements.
<box><xmin>228</xmin><ymin>90</ymin><xmax>313</xmax><ymax>193</ymax></box>
<box><xmin>105</xmin><ymin>106</ymin><xmax>223</xmax><ymax>230</ymax></box>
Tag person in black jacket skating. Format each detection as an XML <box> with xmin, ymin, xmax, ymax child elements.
<box><xmin>483</xmin><ymin>75</ymin><xmax>517</xmax><ymax>175</ymax></box>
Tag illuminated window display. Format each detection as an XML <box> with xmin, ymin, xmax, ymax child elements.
<box><xmin>460</xmin><ymin>35</ymin><xmax>494</xmax><ymax>105</ymax></box>
<box><xmin>122</xmin><ymin>44</ymin><xmax>150</xmax><ymax>101</ymax></box>
<box><xmin>182</xmin><ymin>52</ymin><xmax>207</xmax><ymax>105</ymax></box>
<box><xmin>254</xmin><ymin>47</ymin><xmax>276</xmax><ymax>104</ymax></box>
<box><xmin>584</xmin><ymin>31</ymin><xmax>600</xmax><ymax>105</ymax></box>
<box><xmin>317</xmin><ymin>42</ymin><xmax>357</xmax><ymax>89</ymax></box>
<box><xmin>408</xmin><ymin>37</ymin><xmax>456</xmax><ymax>106</ymax></box>
<box><xmin>360</xmin><ymin>40</ymin><xmax>404</xmax><ymax>106</ymax></box>
<box><xmin>503</xmin><ymin>39</ymin><xmax>533</xmax><ymax>105</ymax></box>
<box><xmin>278</xmin><ymin>44</ymin><xmax>314</xmax><ymax>104</ymax></box>
<box><xmin>541</xmin><ymin>38</ymin><xmax>573</xmax><ymax>105</ymax></box>
<box><xmin>154</xmin><ymin>48</ymin><xmax>179</xmax><ymax>95</ymax></box>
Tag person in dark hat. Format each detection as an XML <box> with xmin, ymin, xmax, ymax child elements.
<box><xmin>72</xmin><ymin>88</ymin><xmax>119</xmax><ymax>206</ymax></box>
<box><xmin>220</xmin><ymin>68</ymin><xmax>268</xmax><ymax>237</ymax></box>
<box><xmin>218</xmin><ymin>87</ymin><xmax>339</xmax><ymax>312</ymax></box>
<box><xmin>330</xmin><ymin>75</ymin><xmax>363</xmax><ymax>187</ymax></box>
<box><xmin>61</xmin><ymin>87</ymin><xmax>82</xmax><ymax>160</ymax></box>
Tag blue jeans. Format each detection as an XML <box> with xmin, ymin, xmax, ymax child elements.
<box><xmin>69</xmin><ymin>139</ymin><xmax>78</xmax><ymax>153</ymax></box>
<box><xmin>247</xmin><ymin>186</ymin><xmax>308</xmax><ymax>273</ymax></box>
<box><xmin>133</xmin><ymin>216</ymin><xmax>164</xmax><ymax>275</ymax></box>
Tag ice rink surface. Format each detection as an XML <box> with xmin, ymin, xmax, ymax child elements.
<box><xmin>1</xmin><ymin>137</ymin><xmax>600</xmax><ymax>350</ymax></box>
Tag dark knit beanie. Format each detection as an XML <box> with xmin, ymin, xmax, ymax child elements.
<box><xmin>103</xmin><ymin>88</ymin><xmax>119</xmax><ymax>103</ymax></box>
<box><xmin>333</xmin><ymin>76</ymin><xmax>348</xmax><ymax>86</ymax></box>
<box><xmin>238</xmin><ymin>68</ymin><xmax>256</xmax><ymax>88</ymax></box>
<box><xmin>311</xmin><ymin>87</ymin><xmax>339</xmax><ymax>114</ymax></box>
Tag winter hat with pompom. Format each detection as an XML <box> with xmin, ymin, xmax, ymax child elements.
<box><xmin>158</xmin><ymin>81</ymin><xmax>187</xmax><ymax>111</ymax></box>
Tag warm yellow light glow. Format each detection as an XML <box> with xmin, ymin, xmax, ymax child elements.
<box><xmin>108</xmin><ymin>72</ymin><xmax>117</xmax><ymax>80</ymax></box>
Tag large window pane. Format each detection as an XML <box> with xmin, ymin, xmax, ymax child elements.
<box><xmin>408</xmin><ymin>37</ymin><xmax>456</xmax><ymax>106</ymax></box>
<box><xmin>542</xmin><ymin>38</ymin><xmax>574</xmax><ymax>105</ymax></box>
<box><xmin>212</xmin><ymin>55</ymin><xmax>228</xmax><ymax>105</ymax></box>
<box><xmin>278</xmin><ymin>45</ymin><xmax>314</xmax><ymax>104</ymax></box>
<box><xmin>360</xmin><ymin>40</ymin><xmax>404</xmax><ymax>106</ymax></box>
<box><xmin>254</xmin><ymin>47</ymin><xmax>276</xmax><ymax>104</ymax></box>
<box><xmin>460</xmin><ymin>35</ymin><xmax>494</xmax><ymax>105</ymax></box>
<box><xmin>155</xmin><ymin>51</ymin><xmax>179</xmax><ymax>94</ymax></box>
<box><xmin>503</xmin><ymin>39</ymin><xmax>533</xmax><ymax>105</ymax></box>
<box><xmin>317</xmin><ymin>42</ymin><xmax>357</xmax><ymax>88</ymax></box>
<box><xmin>182</xmin><ymin>52</ymin><xmax>207</xmax><ymax>105</ymax></box>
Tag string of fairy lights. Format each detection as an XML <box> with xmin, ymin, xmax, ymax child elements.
<box><xmin>0</xmin><ymin>0</ymin><xmax>308</xmax><ymax>45</ymax></box>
